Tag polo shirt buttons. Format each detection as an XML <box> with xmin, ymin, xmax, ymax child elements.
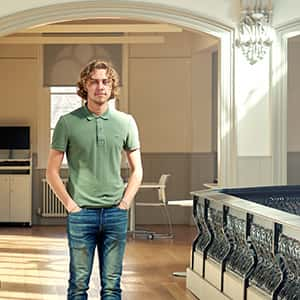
<box><xmin>96</xmin><ymin>118</ymin><xmax>105</xmax><ymax>146</ymax></box>
<box><xmin>98</xmin><ymin>138</ymin><xmax>105</xmax><ymax>145</ymax></box>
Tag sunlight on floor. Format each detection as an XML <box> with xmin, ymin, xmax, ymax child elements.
<box><xmin>0</xmin><ymin>233</ymin><xmax>100</xmax><ymax>300</ymax></box>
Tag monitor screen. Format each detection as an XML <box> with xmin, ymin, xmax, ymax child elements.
<box><xmin>0</xmin><ymin>126</ymin><xmax>30</xmax><ymax>149</ymax></box>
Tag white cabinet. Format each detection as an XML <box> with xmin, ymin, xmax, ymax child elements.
<box><xmin>0</xmin><ymin>159</ymin><xmax>32</xmax><ymax>225</ymax></box>
<box><xmin>11</xmin><ymin>175</ymin><xmax>31</xmax><ymax>222</ymax></box>
<box><xmin>0</xmin><ymin>176</ymin><xmax>10</xmax><ymax>221</ymax></box>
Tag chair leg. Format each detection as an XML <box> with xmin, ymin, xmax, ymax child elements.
<box><xmin>130</xmin><ymin>202</ymin><xmax>174</xmax><ymax>240</ymax></box>
<box><xmin>132</xmin><ymin>205</ymin><xmax>174</xmax><ymax>240</ymax></box>
<box><xmin>162</xmin><ymin>204</ymin><xmax>174</xmax><ymax>238</ymax></box>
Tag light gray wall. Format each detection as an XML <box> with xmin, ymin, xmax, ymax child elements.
<box><xmin>130</xmin><ymin>152</ymin><xmax>216</xmax><ymax>224</ymax></box>
<box><xmin>287</xmin><ymin>152</ymin><xmax>300</xmax><ymax>185</ymax></box>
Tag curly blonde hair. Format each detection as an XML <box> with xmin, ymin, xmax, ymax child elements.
<box><xmin>77</xmin><ymin>60</ymin><xmax>120</xmax><ymax>100</ymax></box>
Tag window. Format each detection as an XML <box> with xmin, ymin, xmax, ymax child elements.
<box><xmin>50</xmin><ymin>86</ymin><xmax>82</xmax><ymax>136</ymax></box>
<box><xmin>50</xmin><ymin>86</ymin><xmax>82</xmax><ymax>165</ymax></box>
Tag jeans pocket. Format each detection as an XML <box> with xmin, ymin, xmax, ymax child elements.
<box><xmin>115</xmin><ymin>206</ymin><xmax>128</xmax><ymax>212</ymax></box>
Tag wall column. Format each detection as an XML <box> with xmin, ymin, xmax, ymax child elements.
<box><xmin>235</xmin><ymin>48</ymin><xmax>273</xmax><ymax>186</ymax></box>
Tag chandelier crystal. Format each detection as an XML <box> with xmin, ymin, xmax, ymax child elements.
<box><xmin>236</xmin><ymin>1</ymin><xmax>273</xmax><ymax>65</ymax></box>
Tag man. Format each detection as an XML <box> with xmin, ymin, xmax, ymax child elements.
<box><xmin>46</xmin><ymin>60</ymin><xmax>143</xmax><ymax>300</ymax></box>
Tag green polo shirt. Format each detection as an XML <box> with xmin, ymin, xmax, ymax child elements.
<box><xmin>51</xmin><ymin>105</ymin><xmax>140</xmax><ymax>208</ymax></box>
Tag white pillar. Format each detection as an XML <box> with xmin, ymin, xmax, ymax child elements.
<box><xmin>235</xmin><ymin>48</ymin><xmax>273</xmax><ymax>187</ymax></box>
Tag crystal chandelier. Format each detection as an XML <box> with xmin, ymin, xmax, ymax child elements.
<box><xmin>236</xmin><ymin>0</ymin><xmax>273</xmax><ymax>65</ymax></box>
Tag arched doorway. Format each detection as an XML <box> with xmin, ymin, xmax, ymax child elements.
<box><xmin>0</xmin><ymin>1</ymin><xmax>236</xmax><ymax>186</ymax></box>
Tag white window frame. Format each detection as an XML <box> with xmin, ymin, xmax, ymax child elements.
<box><xmin>50</xmin><ymin>86</ymin><xmax>82</xmax><ymax>167</ymax></box>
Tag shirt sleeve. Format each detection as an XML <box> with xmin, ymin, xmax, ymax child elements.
<box><xmin>51</xmin><ymin>116</ymin><xmax>68</xmax><ymax>152</ymax></box>
<box><xmin>124</xmin><ymin>115</ymin><xmax>140</xmax><ymax>151</ymax></box>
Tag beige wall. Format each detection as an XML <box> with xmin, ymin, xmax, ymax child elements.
<box><xmin>129</xmin><ymin>57</ymin><xmax>192</xmax><ymax>152</ymax></box>
<box><xmin>191</xmin><ymin>48</ymin><xmax>213</xmax><ymax>153</ymax></box>
<box><xmin>0</xmin><ymin>45</ymin><xmax>39</xmax><ymax>153</ymax></box>
<box><xmin>287</xmin><ymin>37</ymin><xmax>300</xmax><ymax>185</ymax></box>
<box><xmin>288</xmin><ymin>37</ymin><xmax>300</xmax><ymax>152</ymax></box>
<box><xmin>129</xmin><ymin>31</ymin><xmax>216</xmax><ymax>153</ymax></box>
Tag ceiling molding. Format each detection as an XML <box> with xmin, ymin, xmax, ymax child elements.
<box><xmin>0</xmin><ymin>35</ymin><xmax>165</xmax><ymax>44</ymax></box>
<box><xmin>20</xmin><ymin>24</ymin><xmax>182</xmax><ymax>33</ymax></box>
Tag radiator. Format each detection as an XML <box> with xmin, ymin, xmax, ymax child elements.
<box><xmin>40</xmin><ymin>178</ymin><xmax>68</xmax><ymax>217</ymax></box>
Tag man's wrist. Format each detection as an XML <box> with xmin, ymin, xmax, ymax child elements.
<box><xmin>120</xmin><ymin>200</ymin><xmax>130</xmax><ymax>209</ymax></box>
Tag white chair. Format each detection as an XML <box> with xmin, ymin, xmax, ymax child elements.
<box><xmin>135</xmin><ymin>174</ymin><xmax>173</xmax><ymax>239</ymax></box>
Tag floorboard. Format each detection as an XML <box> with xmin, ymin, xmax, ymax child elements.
<box><xmin>0</xmin><ymin>225</ymin><xmax>197</xmax><ymax>300</ymax></box>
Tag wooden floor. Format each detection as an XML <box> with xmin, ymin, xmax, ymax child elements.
<box><xmin>0</xmin><ymin>225</ymin><xmax>198</xmax><ymax>300</ymax></box>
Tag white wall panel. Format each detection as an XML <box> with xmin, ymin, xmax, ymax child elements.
<box><xmin>235</xmin><ymin>49</ymin><xmax>271</xmax><ymax>156</ymax></box>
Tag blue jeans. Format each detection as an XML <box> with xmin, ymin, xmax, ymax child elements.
<box><xmin>67</xmin><ymin>207</ymin><xmax>128</xmax><ymax>300</ymax></box>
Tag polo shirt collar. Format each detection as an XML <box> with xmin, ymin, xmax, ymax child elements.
<box><xmin>84</xmin><ymin>104</ymin><xmax>110</xmax><ymax>121</ymax></box>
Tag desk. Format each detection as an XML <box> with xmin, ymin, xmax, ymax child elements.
<box><xmin>168</xmin><ymin>199</ymin><xmax>193</xmax><ymax>207</ymax></box>
<box><xmin>129</xmin><ymin>182</ymin><xmax>165</xmax><ymax>238</ymax></box>
<box><xmin>203</xmin><ymin>182</ymin><xmax>220</xmax><ymax>189</ymax></box>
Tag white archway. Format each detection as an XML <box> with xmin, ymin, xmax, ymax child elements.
<box><xmin>271</xmin><ymin>19</ymin><xmax>300</xmax><ymax>185</ymax></box>
<box><xmin>0</xmin><ymin>1</ymin><xmax>236</xmax><ymax>186</ymax></box>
